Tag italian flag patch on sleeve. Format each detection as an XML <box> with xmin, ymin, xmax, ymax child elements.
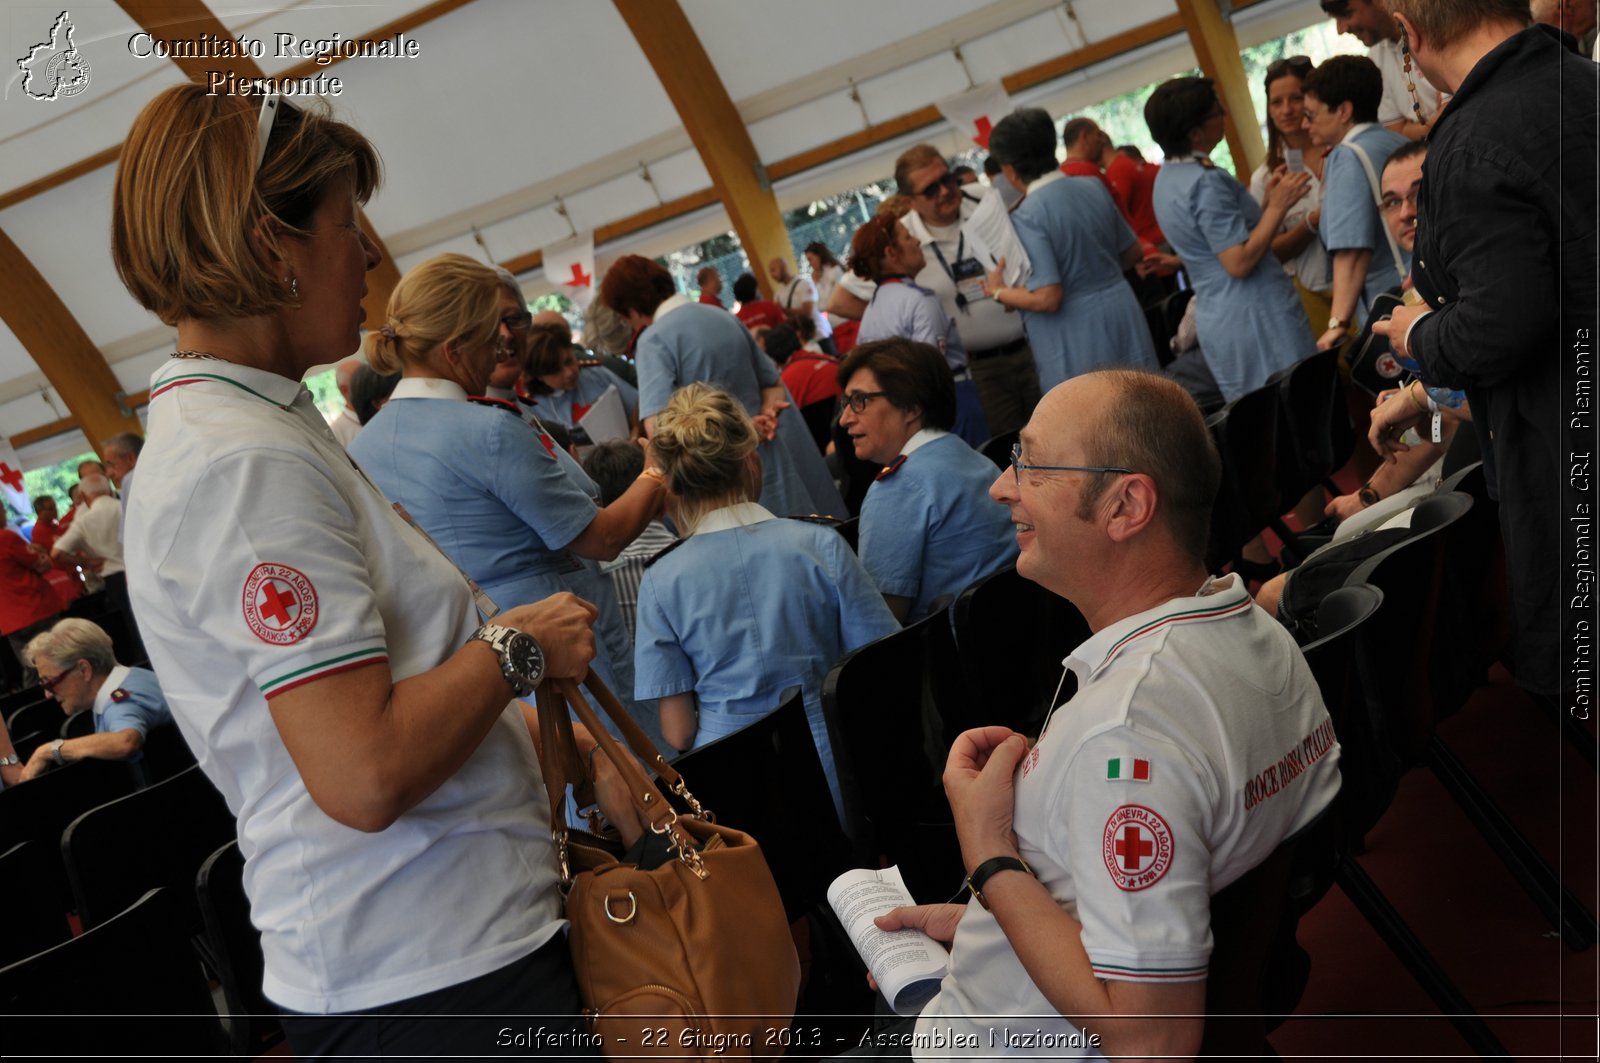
<box><xmin>1106</xmin><ymin>756</ymin><xmax>1150</xmax><ymax>782</ymax></box>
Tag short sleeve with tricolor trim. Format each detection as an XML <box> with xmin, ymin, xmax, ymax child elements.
<box><xmin>1058</xmin><ymin>726</ymin><xmax>1217</xmax><ymax>983</ymax></box>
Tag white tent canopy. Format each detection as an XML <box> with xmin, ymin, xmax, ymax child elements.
<box><xmin>0</xmin><ymin>0</ymin><xmax>1321</xmax><ymax>468</ymax></box>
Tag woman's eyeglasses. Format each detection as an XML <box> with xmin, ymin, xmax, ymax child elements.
<box><xmin>841</xmin><ymin>390</ymin><xmax>888</xmax><ymax>414</ymax></box>
<box><xmin>37</xmin><ymin>661</ymin><xmax>81</xmax><ymax>694</ymax></box>
<box><xmin>1009</xmin><ymin>443</ymin><xmax>1134</xmax><ymax>484</ymax></box>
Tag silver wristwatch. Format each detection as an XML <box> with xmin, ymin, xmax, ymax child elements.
<box><xmin>470</xmin><ymin>623</ymin><xmax>546</xmax><ymax>696</ymax></box>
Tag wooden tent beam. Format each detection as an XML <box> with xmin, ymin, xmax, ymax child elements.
<box><xmin>613</xmin><ymin>0</ymin><xmax>796</xmax><ymax>296</ymax></box>
<box><xmin>0</xmin><ymin>228</ymin><xmax>144</xmax><ymax>452</ymax></box>
<box><xmin>1174</xmin><ymin>0</ymin><xmax>1266</xmax><ymax>179</ymax></box>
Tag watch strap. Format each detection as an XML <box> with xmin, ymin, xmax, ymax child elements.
<box><xmin>50</xmin><ymin>738</ymin><xmax>66</xmax><ymax>766</ymax></box>
<box><xmin>966</xmin><ymin>855</ymin><xmax>1035</xmax><ymax>910</ymax></box>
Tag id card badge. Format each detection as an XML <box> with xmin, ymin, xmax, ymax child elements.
<box><xmin>952</xmin><ymin>257</ymin><xmax>987</xmax><ymax>309</ymax></box>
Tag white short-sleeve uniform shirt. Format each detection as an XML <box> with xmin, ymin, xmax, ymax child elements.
<box><xmin>124</xmin><ymin>358</ymin><xmax>562</xmax><ymax>1015</ymax></box>
<box><xmin>917</xmin><ymin>574</ymin><xmax>1340</xmax><ymax>1057</ymax></box>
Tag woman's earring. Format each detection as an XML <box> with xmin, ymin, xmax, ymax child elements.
<box><xmin>286</xmin><ymin>275</ymin><xmax>299</xmax><ymax>301</ymax></box>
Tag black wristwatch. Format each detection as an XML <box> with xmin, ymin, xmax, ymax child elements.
<box><xmin>1357</xmin><ymin>482</ymin><xmax>1381</xmax><ymax>508</ymax></box>
<box><xmin>470</xmin><ymin>623</ymin><xmax>546</xmax><ymax>696</ymax></box>
<box><xmin>966</xmin><ymin>855</ymin><xmax>1035</xmax><ymax>910</ymax></box>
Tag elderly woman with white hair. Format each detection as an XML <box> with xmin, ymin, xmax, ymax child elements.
<box><xmin>17</xmin><ymin>618</ymin><xmax>173</xmax><ymax>782</ymax></box>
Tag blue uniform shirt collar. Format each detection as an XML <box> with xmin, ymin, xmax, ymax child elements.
<box><xmin>93</xmin><ymin>663</ymin><xmax>132</xmax><ymax>718</ymax></box>
<box><xmin>390</xmin><ymin>377</ymin><xmax>469</xmax><ymax>402</ymax></box>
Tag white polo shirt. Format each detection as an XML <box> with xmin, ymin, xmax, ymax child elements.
<box><xmin>124</xmin><ymin>357</ymin><xmax>562</xmax><ymax>1014</ymax></box>
<box><xmin>54</xmin><ymin>494</ymin><xmax>124</xmax><ymax>575</ymax></box>
<box><xmin>917</xmin><ymin>574</ymin><xmax>1340</xmax><ymax>1057</ymax></box>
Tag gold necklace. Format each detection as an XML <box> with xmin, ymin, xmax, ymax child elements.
<box><xmin>172</xmin><ymin>350</ymin><xmax>222</xmax><ymax>360</ymax></box>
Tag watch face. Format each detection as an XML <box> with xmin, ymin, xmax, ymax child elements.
<box><xmin>504</xmin><ymin>631</ymin><xmax>544</xmax><ymax>681</ymax></box>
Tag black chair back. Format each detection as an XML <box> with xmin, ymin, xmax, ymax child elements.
<box><xmin>59</xmin><ymin>709</ymin><xmax>92</xmax><ymax>739</ymax></box>
<box><xmin>1272</xmin><ymin>346</ymin><xmax>1353</xmax><ymax>506</ymax></box>
<box><xmin>197</xmin><ymin>841</ymin><xmax>283</xmax><ymax>1055</ymax></box>
<box><xmin>977</xmin><ymin>429</ymin><xmax>1019</xmax><ymax>472</ymax></box>
<box><xmin>134</xmin><ymin>720</ymin><xmax>199</xmax><ymax>787</ymax></box>
<box><xmin>824</xmin><ymin>612</ymin><xmax>962</xmax><ymax>899</ymax></box>
<box><xmin>0</xmin><ymin>887</ymin><xmax>222</xmax><ymax>1056</ymax></box>
<box><xmin>1299</xmin><ymin>584</ymin><xmax>1394</xmax><ymax>847</ymax></box>
<box><xmin>1206</xmin><ymin>383</ymin><xmax>1283</xmax><ymax>571</ymax></box>
<box><xmin>832</xmin><ymin>516</ymin><xmax>860</xmax><ymax>553</ymax></box>
<box><xmin>669</xmin><ymin>689</ymin><xmax>850</xmax><ymax>921</ymax></box>
<box><xmin>5</xmin><ymin>699</ymin><xmax>58</xmax><ymax>744</ymax></box>
<box><xmin>1200</xmin><ymin>808</ymin><xmax>1330</xmax><ymax>1058</ymax></box>
<box><xmin>1346</xmin><ymin>492</ymin><xmax>1474</xmax><ymax>764</ymax></box>
<box><xmin>950</xmin><ymin>567</ymin><xmax>1090</xmax><ymax>736</ymax></box>
<box><xmin>0</xmin><ymin>759</ymin><xmax>137</xmax><ymax>911</ymax></box>
<box><xmin>0</xmin><ymin>842</ymin><xmax>74</xmax><ymax>968</ymax></box>
<box><xmin>62</xmin><ymin>763</ymin><xmax>235</xmax><ymax>931</ymax></box>
<box><xmin>0</xmin><ymin>686</ymin><xmax>45</xmax><ymax>722</ymax></box>
<box><xmin>8</xmin><ymin>729</ymin><xmax>47</xmax><ymax>766</ymax></box>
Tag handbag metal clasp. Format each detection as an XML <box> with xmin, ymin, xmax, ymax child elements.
<box><xmin>604</xmin><ymin>890</ymin><xmax>638</xmax><ymax>924</ymax></box>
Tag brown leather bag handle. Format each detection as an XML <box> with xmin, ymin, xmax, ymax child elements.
<box><xmin>532</xmin><ymin>669</ymin><xmax>706</xmax><ymax>846</ymax></box>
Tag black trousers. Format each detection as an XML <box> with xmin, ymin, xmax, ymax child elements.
<box><xmin>281</xmin><ymin>935</ymin><xmax>597</xmax><ymax>1060</ymax></box>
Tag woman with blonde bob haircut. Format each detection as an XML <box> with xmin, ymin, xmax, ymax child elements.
<box><xmin>633</xmin><ymin>383</ymin><xmax>897</xmax><ymax>812</ymax></box>
<box><xmin>113</xmin><ymin>85</ymin><xmax>607</xmax><ymax>1056</ymax></box>
<box><xmin>352</xmin><ymin>253</ymin><xmax>668</xmax><ymax>749</ymax></box>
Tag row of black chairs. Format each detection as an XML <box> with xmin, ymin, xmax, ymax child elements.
<box><xmin>0</xmin><ymin>764</ymin><xmax>275</xmax><ymax>1056</ymax></box>
<box><xmin>1206</xmin><ymin>345</ymin><xmax>1354</xmax><ymax>574</ymax></box>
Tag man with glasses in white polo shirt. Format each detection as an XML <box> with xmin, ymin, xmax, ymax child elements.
<box><xmin>869</xmin><ymin>370</ymin><xmax>1340</xmax><ymax>1060</ymax></box>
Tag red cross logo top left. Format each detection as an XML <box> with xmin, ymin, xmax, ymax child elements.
<box><xmin>242</xmin><ymin>563</ymin><xmax>319</xmax><ymax>645</ymax></box>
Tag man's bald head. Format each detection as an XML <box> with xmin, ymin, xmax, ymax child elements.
<box><xmin>335</xmin><ymin>357</ymin><xmax>363</xmax><ymax>402</ymax></box>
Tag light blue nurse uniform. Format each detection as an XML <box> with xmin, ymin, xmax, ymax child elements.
<box><xmin>636</xmin><ymin>302</ymin><xmax>846</xmax><ymax>518</ymax></box>
<box><xmin>1010</xmin><ymin>175</ymin><xmax>1158</xmax><ymax>392</ymax></box>
<box><xmin>532</xmin><ymin>366</ymin><xmax>639</xmax><ymax>434</ymax></box>
<box><xmin>633</xmin><ymin>508</ymin><xmax>899</xmax><ymax>812</ymax></box>
<box><xmin>856</xmin><ymin>281</ymin><xmax>990</xmax><ymax>447</ymax></box>
<box><xmin>858</xmin><ymin>433</ymin><xmax>1018</xmax><ymax>623</ymax></box>
<box><xmin>98</xmin><ymin>666</ymin><xmax>174</xmax><ymax>763</ymax></box>
<box><xmin>1153</xmin><ymin>161</ymin><xmax>1315</xmax><ymax>402</ymax></box>
<box><xmin>351</xmin><ymin>393</ymin><xmax>659</xmax><ymax>745</ymax></box>
<box><xmin>1321</xmin><ymin>124</ymin><xmax>1411</xmax><ymax>319</ymax></box>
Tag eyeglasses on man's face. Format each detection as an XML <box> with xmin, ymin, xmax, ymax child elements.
<box><xmin>1380</xmin><ymin>186</ymin><xmax>1421</xmax><ymax>215</ymax></box>
<box><xmin>842</xmin><ymin>390</ymin><xmax>888</xmax><ymax>414</ymax></box>
<box><xmin>914</xmin><ymin>172</ymin><xmax>961</xmax><ymax>199</ymax></box>
<box><xmin>1009</xmin><ymin>443</ymin><xmax>1134</xmax><ymax>484</ymax></box>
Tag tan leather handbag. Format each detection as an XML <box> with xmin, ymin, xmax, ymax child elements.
<box><xmin>533</xmin><ymin>672</ymin><xmax>801</xmax><ymax>1059</ymax></box>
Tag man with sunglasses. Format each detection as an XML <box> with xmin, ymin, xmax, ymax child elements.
<box><xmin>872</xmin><ymin>370</ymin><xmax>1339</xmax><ymax>1059</ymax></box>
<box><xmin>17</xmin><ymin>618</ymin><xmax>172</xmax><ymax>782</ymax></box>
<box><xmin>891</xmin><ymin>143</ymin><xmax>1039</xmax><ymax>436</ymax></box>
<box><xmin>1320</xmin><ymin>0</ymin><xmax>1443</xmax><ymax>139</ymax></box>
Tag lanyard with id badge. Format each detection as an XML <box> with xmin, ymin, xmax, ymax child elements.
<box><xmin>930</xmin><ymin>233</ymin><xmax>989</xmax><ymax>314</ymax></box>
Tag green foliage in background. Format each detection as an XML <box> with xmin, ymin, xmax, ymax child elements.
<box><xmin>3</xmin><ymin>450</ymin><xmax>102</xmax><ymax>527</ymax></box>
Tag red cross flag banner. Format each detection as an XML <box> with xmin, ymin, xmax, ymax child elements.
<box><xmin>935</xmin><ymin>81</ymin><xmax>1014</xmax><ymax>151</ymax></box>
<box><xmin>0</xmin><ymin>436</ymin><xmax>32</xmax><ymax>522</ymax></box>
<box><xmin>541</xmin><ymin>231</ymin><xmax>596</xmax><ymax>311</ymax></box>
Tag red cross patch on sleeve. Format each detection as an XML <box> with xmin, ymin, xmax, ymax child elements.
<box><xmin>242</xmin><ymin>563</ymin><xmax>319</xmax><ymax>645</ymax></box>
<box><xmin>1102</xmin><ymin>804</ymin><xmax>1174</xmax><ymax>892</ymax></box>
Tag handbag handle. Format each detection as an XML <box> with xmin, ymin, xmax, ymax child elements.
<box><xmin>532</xmin><ymin>670</ymin><xmax>710</xmax><ymax>881</ymax></box>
